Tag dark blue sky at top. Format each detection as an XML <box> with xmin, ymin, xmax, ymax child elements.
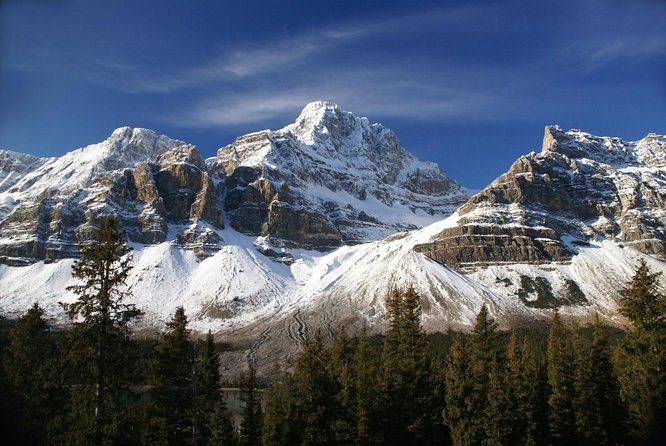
<box><xmin>1</xmin><ymin>0</ymin><xmax>664</xmax><ymax>188</ymax></box>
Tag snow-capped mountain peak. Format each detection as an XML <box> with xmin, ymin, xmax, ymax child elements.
<box><xmin>542</xmin><ymin>125</ymin><xmax>666</xmax><ymax>168</ymax></box>
<box><xmin>281</xmin><ymin>101</ymin><xmax>358</xmax><ymax>146</ymax></box>
<box><xmin>1</xmin><ymin>120</ymin><xmax>666</xmax><ymax>366</ymax></box>
<box><xmin>217</xmin><ymin>102</ymin><xmax>468</xmax><ymax>247</ymax></box>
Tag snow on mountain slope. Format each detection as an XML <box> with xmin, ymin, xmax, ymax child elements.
<box><xmin>0</xmin><ymin>103</ymin><xmax>466</xmax><ymax>266</ymax></box>
<box><xmin>1</xmin><ymin>215</ymin><xmax>662</xmax><ymax>342</ymax></box>
<box><xmin>216</xmin><ymin>101</ymin><xmax>468</xmax><ymax>247</ymax></box>
<box><xmin>1</xmin><ymin>118</ymin><xmax>665</xmax><ymax>372</ymax></box>
<box><xmin>2</xmin><ymin>127</ymin><xmax>184</xmax><ymax>202</ymax></box>
<box><xmin>0</xmin><ymin>128</ymin><xmax>190</xmax><ymax>264</ymax></box>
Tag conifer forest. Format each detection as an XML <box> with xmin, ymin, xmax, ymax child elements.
<box><xmin>1</xmin><ymin>221</ymin><xmax>665</xmax><ymax>446</ymax></box>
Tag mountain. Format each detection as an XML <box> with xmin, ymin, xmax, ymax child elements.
<box><xmin>1</xmin><ymin>108</ymin><xmax>665</xmax><ymax>371</ymax></box>
<box><xmin>216</xmin><ymin>101</ymin><xmax>466</xmax><ymax>249</ymax></box>
<box><xmin>0</xmin><ymin>102</ymin><xmax>465</xmax><ymax>266</ymax></box>
<box><xmin>415</xmin><ymin>126</ymin><xmax>666</xmax><ymax>266</ymax></box>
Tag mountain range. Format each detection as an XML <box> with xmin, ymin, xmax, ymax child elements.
<box><xmin>1</xmin><ymin>101</ymin><xmax>664</xmax><ymax>367</ymax></box>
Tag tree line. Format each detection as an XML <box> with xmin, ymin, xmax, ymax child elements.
<box><xmin>1</xmin><ymin>219</ymin><xmax>665</xmax><ymax>445</ymax></box>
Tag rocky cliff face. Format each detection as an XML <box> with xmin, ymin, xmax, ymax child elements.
<box><xmin>0</xmin><ymin>102</ymin><xmax>465</xmax><ymax>263</ymax></box>
<box><xmin>415</xmin><ymin>126</ymin><xmax>666</xmax><ymax>267</ymax></box>
<box><xmin>215</xmin><ymin>101</ymin><xmax>467</xmax><ymax>249</ymax></box>
<box><xmin>0</xmin><ymin>128</ymin><xmax>226</xmax><ymax>264</ymax></box>
<box><xmin>1</xmin><ymin>123</ymin><xmax>665</xmax><ymax>359</ymax></box>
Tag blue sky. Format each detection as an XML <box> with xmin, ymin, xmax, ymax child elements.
<box><xmin>1</xmin><ymin>0</ymin><xmax>664</xmax><ymax>188</ymax></box>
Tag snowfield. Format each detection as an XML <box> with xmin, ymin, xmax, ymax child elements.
<box><xmin>1</xmin><ymin>219</ymin><xmax>663</xmax><ymax>338</ymax></box>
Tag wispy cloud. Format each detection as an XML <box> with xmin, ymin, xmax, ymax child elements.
<box><xmin>164</xmin><ymin>65</ymin><xmax>512</xmax><ymax>130</ymax></box>
<box><xmin>551</xmin><ymin>0</ymin><xmax>666</xmax><ymax>74</ymax></box>
<box><xmin>31</xmin><ymin>4</ymin><xmax>493</xmax><ymax>95</ymax></box>
<box><xmin>7</xmin><ymin>0</ymin><xmax>662</xmax><ymax>132</ymax></box>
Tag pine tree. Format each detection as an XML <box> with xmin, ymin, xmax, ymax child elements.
<box><xmin>502</xmin><ymin>330</ymin><xmax>525</xmax><ymax>445</ymax></box>
<box><xmin>381</xmin><ymin>287</ymin><xmax>442</xmax><ymax>446</ymax></box>
<box><xmin>484</xmin><ymin>356</ymin><xmax>509</xmax><ymax>446</ymax></box>
<box><xmin>152</xmin><ymin>306</ymin><xmax>195</xmax><ymax>446</ymax></box>
<box><xmin>615</xmin><ymin>260</ymin><xmax>666</xmax><ymax>442</ymax></box>
<box><xmin>354</xmin><ymin>325</ymin><xmax>382</xmax><ymax>446</ymax></box>
<box><xmin>209</xmin><ymin>399</ymin><xmax>238</xmax><ymax>446</ymax></box>
<box><xmin>2</xmin><ymin>304</ymin><xmax>64</xmax><ymax>444</ymax></box>
<box><xmin>293</xmin><ymin>332</ymin><xmax>338</xmax><ymax>446</ymax></box>
<box><xmin>195</xmin><ymin>331</ymin><xmax>226</xmax><ymax>445</ymax></box>
<box><xmin>261</xmin><ymin>364</ymin><xmax>296</xmax><ymax>446</ymax></box>
<box><xmin>443</xmin><ymin>334</ymin><xmax>473</xmax><ymax>446</ymax></box>
<box><xmin>469</xmin><ymin>304</ymin><xmax>499</xmax><ymax>444</ymax></box>
<box><xmin>239</xmin><ymin>360</ymin><xmax>263</xmax><ymax>446</ymax></box>
<box><xmin>329</xmin><ymin>327</ymin><xmax>355</xmax><ymax>445</ymax></box>
<box><xmin>519</xmin><ymin>336</ymin><xmax>545</xmax><ymax>446</ymax></box>
<box><xmin>572</xmin><ymin>326</ymin><xmax>601</xmax><ymax>444</ymax></box>
<box><xmin>588</xmin><ymin>315</ymin><xmax>624</xmax><ymax>445</ymax></box>
<box><xmin>619</xmin><ymin>259</ymin><xmax>666</xmax><ymax>332</ymax></box>
<box><xmin>546</xmin><ymin>311</ymin><xmax>576</xmax><ymax>445</ymax></box>
<box><xmin>61</xmin><ymin>217</ymin><xmax>141</xmax><ymax>445</ymax></box>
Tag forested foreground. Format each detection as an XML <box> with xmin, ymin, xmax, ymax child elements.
<box><xmin>0</xmin><ymin>220</ymin><xmax>665</xmax><ymax>445</ymax></box>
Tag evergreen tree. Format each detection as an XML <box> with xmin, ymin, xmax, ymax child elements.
<box><xmin>588</xmin><ymin>315</ymin><xmax>624</xmax><ymax>445</ymax></box>
<box><xmin>261</xmin><ymin>365</ymin><xmax>296</xmax><ymax>446</ymax></box>
<box><xmin>196</xmin><ymin>331</ymin><xmax>228</xmax><ymax>445</ymax></box>
<box><xmin>152</xmin><ymin>306</ymin><xmax>195</xmax><ymax>446</ymax></box>
<box><xmin>354</xmin><ymin>325</ymin><xmax>382</xmax><ymax>446</ymax></box>
<box><xmin>484</xmin><ymin>356</ymin><xmax>509</xmax><ymax>446</ymax></box>
<box><xmin>503</xmin><ymin>330</ymin><xmax>530</xmax><ymax>446</ymax></box>
<box><xmin>2</xmin><ymin>304</ymin><xmax>64</xmax><ymax>444</ymax></box>
<box><xmin>572</xmin><ymin>326</ymin><xmax>602</xmax><ymax>445</ymax></box>
<box><xmin>469</xmin><ymin>304</ymin><xmax>499</xmax><ymax>444</ymax></box>
<box><xmin>615</xmin><ymin>260</ymin><xmax>666</xmax><ymax>442</ymax></box>
<box><xmin>381</xmin><ymin>287</ymin><xmax>442</xmax><ymax>446</ymax></box>
<box><xmin>239</xmin><ymin>360</ymin><xmax>263</xmax><ymax>446</ymax></box>
<box><xmin>519</xmin><ymin>336</ymin><xmax>545</xmax><ymax>446</ymax></box>
<box><xmin>546</xmin><ymin>311</ymin><xmax>576</xmax><ymax>445</ymax></box>
<box><xmin>61</xmin><ymin>217</ymin><xmax>141</xmax><ymax>445</ymax></box>
<box><xmin>209</xmin><ymin>399</ymin><xmax>238</xmax><ymax>446</ymax></box>
<box><xmin>619</xmin><ymin>259</ymin><xmax>666</xmax><ymax>332</ymax></box>
<box><xmin>292</xmin><ymin>333</ymin><xmax>339</xmax><ymax>446</ymax></box>
<box><xmin>329</xmin><ymin>327</ymin><xmax>355</xmax><ymax>445</ymax></box>
<box><xmin>443</xmin><ymin>334</ymin><xmax>473</xmax><ymax>446</ymax></box>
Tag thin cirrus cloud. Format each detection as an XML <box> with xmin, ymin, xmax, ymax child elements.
<box><xmin>168</xmin><ymin>67</ymin><xmax>506</xmax><ymax>130</ymax></box>
<box><xmin>549</xmin><ymin>0</ymin><xmax>666</xmax><ymax>75</ymax></box>
<box><xmin>156</xmin><ymin>1</ymin><xmax>665</xmax><ymax>130</ymax></box>
<box><xmin>86</xmin><ymin>4</ymin><xmax>493</xmax><ymax>95</ymax></box>
<box><xmin>93</xmin><ymin>13</ymin><xmax>407</xmax><ymax>94</ymax></box>
<box><xmin>9</xmin><ymin>0</ymin><xmax>660</xmax><ymax>130</ymax></box>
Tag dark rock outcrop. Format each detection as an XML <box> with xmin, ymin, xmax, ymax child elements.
<box><xmin>418</xmin><ymin>126</ymin><xmax>666</xmax><ymax>267</ymax></box>
<box><xmin>415</xmin><ymin>225</ymin><xmax>572</xmax><ymax>267</ymax></box>
<box><xmin>0</xmin><ymin>103</ymin><xmax>466</xmax><ymax>263</ymax></box>
<box><xmin>215</xmin><ymin>101</ymin><xmax>467</xmax><ymax>248</ymax></box>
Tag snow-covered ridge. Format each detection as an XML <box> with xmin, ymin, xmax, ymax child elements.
<box><xmin>216</xmin><ymin>102</ymin><xmax>468</xmax><ymax>245</ymax></box>
<box><xmin>0</xmin><ymin>102</ymin><xmax>467</xmax><ymax>265</ymax></box>
<box><xmin>1</xmin><ymin>127</ymin><xmax>185</xmax><ymax>200</ymax></box>
<box><xmin>543</xmin><ymin>125</ymin><xmax>666</xmax><ymax>168</ymax></box>
<box><xmin>1</xmin><ymin>217</ymin><xmax>664</xmax><ymax>343</ymax></box>
<box><xmin>1</xmin><ymin>115</ymin><xmax>665</xmax><ymax>364</ymax></box>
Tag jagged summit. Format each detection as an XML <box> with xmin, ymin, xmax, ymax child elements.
<box><xmin>282</xmin><ymin>101</ymin><xmax>360</xmax><ymax>146</ymax></box>
<box><xmin>541</xmin><ymin>125</ymin><xmax>666</xmax><ymax>168</ymax></box>
<box><xmin>216</xmin><ymin>102</ymin><xmax>467</xmax><ymax>247</ymax></box>
<box><xmin>0</xmin><ymin>104</ymin><xmax>467</xmax><ymax>264</ymax></box>
<box><xmin>416</xmin><ymin>127</ymin><xmax>666</xmax><ymax>268</ymax></box>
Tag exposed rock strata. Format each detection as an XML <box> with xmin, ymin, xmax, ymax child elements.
<box><xmin>417</xmin><ymin>126</ymin><xmax>666</xmax><ymax>267</ymax></box>
<box><xmin>0</xmin><ymin>130</ymin><xmax>225</xmax><ymax>263</ymax></box>
<box><xmin>0</xmin><ymin>102</ymin><xmax>464</xmax><ymax>262</ymax></box>
<box><xmin>216</xmin><ymin>102</ymin><xmax>467</xmax><ymax>248</ymax></box>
